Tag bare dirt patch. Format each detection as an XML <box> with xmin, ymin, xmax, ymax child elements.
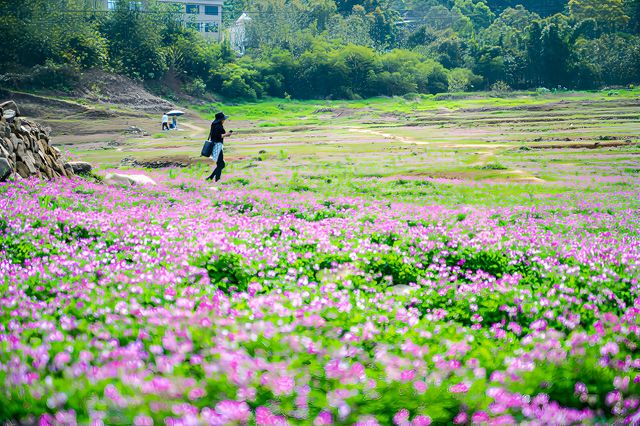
<box><xmin>73</xmin><ymin>70</ymin><xmax>174</xmax><ymax>113</ymax></box>
<box><xmin>0</xmin><ymin>88</ymin><xmax>113</xmax><ymax>121</ymax></box>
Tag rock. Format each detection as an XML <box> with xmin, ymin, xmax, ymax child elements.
<box><xmin>15</xmin><ymin>161</ymin><xmax>29</xmax><ymax>178</ymax></box>
<box><xmin>0</xmin><ymin>143</ymin><xmax>9</xmax><ymax>160</ymax></box>
<box><xmin>120</xmin><ymin>156</ymin><xmax>187</xmax><ymax>169</ymax></box>
<box><xmin>22</xmin><ymin>151</ymin><xmax>38</xmax><ymax>174</ymax></box>
<box><xmin>15</xmin><ymin>139</ymin><xmax>26</xmax><ymax>159</ymax></box>
<box><xmin>0</xmin><ymin>158</ymin><xmax>11</xmax><ymax>181</ymax></box>
<box><xmin>52</xmin><ymin>161</ymin><xmax>67</xmax><ymax>177</ymax></box>
<box><xmin>10</xmin><ymin>134</ymin><xmax>19</xmax><ymax>151</ymax></box>
<box><xmin>0</xmin><ymin>138</ymin><xmax>9</xmax><ymax>153</ymax></box>
<box><xmin>42</xmin><ymin>166</ymin><xmax>53</xmax><ymax>180</ymax></box>
<box><xmin>125</xmin><ymin>126</ymin><xmax>149</xmax><ymax>137</ymax></box>
<box><xmin>104</xmin><ymin>172</ymin><xmax>157</xmax><ymax>186</ymax></box>
<box><xmin>0</xmin><ymin>100</ymin><xmax>19</xmax><ymax>122</ymax></box>
<box><xmin>66</xmin><ymin>161</ymin><xmax>92</xmax><ymax>175</ymax></box>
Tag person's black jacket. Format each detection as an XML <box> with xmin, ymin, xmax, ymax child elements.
<box><xmin>209</xmin><ymin>121</ymin><xmax>225</xmax><ymax>143</ymax></box>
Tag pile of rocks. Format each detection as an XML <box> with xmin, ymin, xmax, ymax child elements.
<box><xmin>120</xmin><ymin>155</ymin><xmax>188</xmax><ymax>169</ymax></box>
<box><xmin>0</xmin><ymin>100</ymin><xmax>74</xmax><ymax>181</ymax></box>
<box><xmin>124</xmin><ymin>126</ymin><xmax>149</xmax><ymax>137</ymax></box>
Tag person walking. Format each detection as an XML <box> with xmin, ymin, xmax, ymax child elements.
<box><xmin>162</xmin><ymin>113</ymin><xmax>169</xmax><ymax>131</ymax></box>
<box><xmin>206</xmin><ymin>112</ymin><xmax>233</xmax><ymax>182</ymax></box>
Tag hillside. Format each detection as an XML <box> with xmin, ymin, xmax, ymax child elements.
<box><xmin>2</xmin><ymin>0</ymin><xmax>638</xmax><ymax>103</ymax></box>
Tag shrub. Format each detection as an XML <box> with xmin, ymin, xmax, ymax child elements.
<box><xmin>197</xmin><ymin>252</ymin><xmax>251</xmax><ymax>293</ymax></box>
<box><xmin>365</xmin><ymin>252</ymin><xmax>421</xmax><ymax>286</ymax></box>
<box><xmin>490</xmin><ymin>80</ymin><xmax>511</xmax><ymax>95</ymax></box>
<box><xmin>447</xmin><ymin>68</ymin><xmax>483</xmax><ymax>92</ymax></box>
<box><xmin>480</xmin><ymin>162</ymin><xmax>508</xmax><ymax>170</ymax></box>
<box><xmin>185</xmin><ymin>77</ymin><xmax>207</xmax><ymax>97</ymax></box>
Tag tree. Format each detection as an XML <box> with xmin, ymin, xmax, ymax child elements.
<box><xmin>483</xmin><ymin>0</ymin><xmax>567</xmax><ymax>17</ymax></box>
<box><xmin>624</xmin><ymin>0</ymin><xmax>640</xmax><ymax>33</ymax></box>
<box><xmin>100</xmin><ymin>0</ymin><xmax>171</xmax><ymax>79</ymax></box>
<box><xmin>480</xmin><ymin>6</ymin><xmax>540</xmax><ymax>48</ymax></box>
<box><xmin>472</xmin><ymin>46</ymin><xmax>506</xmax><ymax>88</ymax></box>
<box><xmin>328</xmin><ymin>8</ymin><xmax>375</xmax><ymax>47</ymax></box>
<box><xmin>297</xmin><ymin>47</ymin><xmax>344</xmax><ymax>98</ymax></box>
<box><xmin>569</xmin><ymin>0</ymin><xmax>630</xmax><ymax>32</ymax></box>
<box><xmin>415</xmin><ymin>60</ymin><xmax>449</xmax><ymax>93</ymax></box>
<box><xmin>405</xmin><ymin>26</ymin><xmax>438</xmax><ymax>48</ymax></box>
<box><xmin>573</xmin><ymin>34</ymin><xmax>640</xmax><ymax>85</ymax></box>
<box><xmin>301</xmin><ymin>0</ymin><xmax>337</xmax><ymax>31</ymax></box>
<box><xmin>448</xmin><ymin>67</ymin><xmax>483</xmax><ymax>91</ymax></box>
<box><xmin>453</xmin><ymin>0</ymin><xmax>496</xmax><ymax>30</ymax></box>
<box><xmin>539</xmin><ymin>23</ymin><xmax>571</xmax><ymax>87</ymax></box>
<box><xmin>0</xmin><ymin>0</ymin><xmax>107</xmax><ymax>69</ymax></box>
<box><xmin>332</xmin><ymin>44</ymin><xmax>379</xmax><ymax>97</ymax></box>
<box><xmin>369</xmin><ymin>6</ymin><xmax>399</xmax><ymax>47</ymax></box>
<box><xmin>525</xmin><ymin>20</ymin><xmax>543</xmax><ymax>86</ymax></box>
<box><xmin>431</xmin><ymin>34</ymin><xmax>466</xmax><ymax>68</ymax></box>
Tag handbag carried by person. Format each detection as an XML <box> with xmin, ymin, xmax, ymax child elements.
<box><xmin>201</xmin><ymin>140</ymin><xmax>214</xmax><ymax>157</ymax></box>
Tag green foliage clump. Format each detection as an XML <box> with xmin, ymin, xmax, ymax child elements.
<box><xmin>1</xmin><ymin>0</ymin><xmax>639</xmax><ymax>98</ymax></box>
<box><xmin>365</xmin><ymin>252</ymin><xmax>421</xmax><ymax>286</ymax></box>
<box><xmin>185</xmin><ymin>77</ymin><xmax>207</xmax><ymax>97</ymax></box>
<box><xmin>480</xmin><ymin>162</ymin><xmax>508</xmax><ymax>170</ymax></box>
<box><xmin>197</xmin><ymin>252</ymin><xmax>251</xmax><ymax>293</ymax></box>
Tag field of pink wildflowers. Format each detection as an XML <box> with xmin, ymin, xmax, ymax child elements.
<box><xmin>1</xmin><ymin>175</ymin><xmax>639</xmax><ymax>425</ymax></box>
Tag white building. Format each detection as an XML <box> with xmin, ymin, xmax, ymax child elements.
<box><xmin>229</xmin><ymin>12</ymin><xmax>251</xmax><ymax>55</ymax></box>
<box><xmin>101</xmin><ymin>0</ymin><xmax>224</xmax><ymax>40</ymax></box>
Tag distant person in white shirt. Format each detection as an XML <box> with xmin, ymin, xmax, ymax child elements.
<box><xmin>162</xmin><ymin>114</ymin><xmax>169</xmax><ymax>131</ymax></box>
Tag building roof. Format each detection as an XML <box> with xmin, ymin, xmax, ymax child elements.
<box><xmin>236</xmin><ymin>12</ymin><xmax>251</xmax><ymax>24</ymax></box>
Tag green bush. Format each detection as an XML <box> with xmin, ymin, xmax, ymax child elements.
<box><xmin>447</xmin><ymin>68</ymin><xmax>483</xmax><ymax>92</ymax></box>
<box><xmin>198</xmin><ymin>252</ymin><xmax>251</xmax><ymax>293</ymax></box>
<box><xmin>480</xmin><ymin>162</ymin><xmax>508</xmax><ymax>170</ymax></box>
<box><xmin>365</xmin><ymin>252</ymin><xmax>421</xmax><ymax>286</ymax></box>
<box><xmin>185</xmin><ymin>77</ymin><xmax>207</xmax><ymax>97</ymax></box>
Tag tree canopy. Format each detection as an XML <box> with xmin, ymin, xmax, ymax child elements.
<box><xmin>0</xmin><ymin>0</ymin><xmax>638</xmax><ymax>99</ymax></box>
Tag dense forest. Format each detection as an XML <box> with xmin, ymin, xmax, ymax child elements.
<box><xmin>1</xmin><ymin>0</ymin><xmax>639</xmax><ymax>99</ymax></box>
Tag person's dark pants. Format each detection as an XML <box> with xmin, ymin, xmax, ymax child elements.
<box><xmin>162</xmin><ymin>122</ymin><xmax>169</xmax><ymax>130</ymax></box>
<box><xmin>207</xmin><ymin>151</ymin><xmax>225</xmax><ymax>182</ymax></box>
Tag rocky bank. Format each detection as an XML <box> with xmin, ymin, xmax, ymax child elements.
<box><xmin>0</xmin><ymin>100</ymin><xmax>74</xmax><ymax>181</ymax></box>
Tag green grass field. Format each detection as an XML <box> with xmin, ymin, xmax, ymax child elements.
<box><xmin>55</xmin><ymin>88</ymin><xmax>640</xmax><ymax>205</ymax></box>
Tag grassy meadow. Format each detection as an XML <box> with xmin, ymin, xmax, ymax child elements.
<box><xmin>56</xmin><ymin>88</ymin><xmax>640</xmax><ymax>205</ymax></box>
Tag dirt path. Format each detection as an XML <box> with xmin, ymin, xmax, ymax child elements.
<box><xmin>473</xmin><ymin>151</ymin><xmax>495</xmax><ymax>166</ymax></box>
<box><xmin>507</xmin><ymin>169</ymin><xmax>545</xmax><ymax>183</ymax></box>
<box><xmin>348</xmin><ymin>127</ymin><xmax>429</xmax><ymax>145</ymax></box>
<box><xmin>180</xmin><ymin>121</ymin><xmax>207</xmax><ymax>139</ymax></box>
<box><xmin>348</xmin><ymin>127</ymin><xmax>515</xmax><ymax>150</ymax></box>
